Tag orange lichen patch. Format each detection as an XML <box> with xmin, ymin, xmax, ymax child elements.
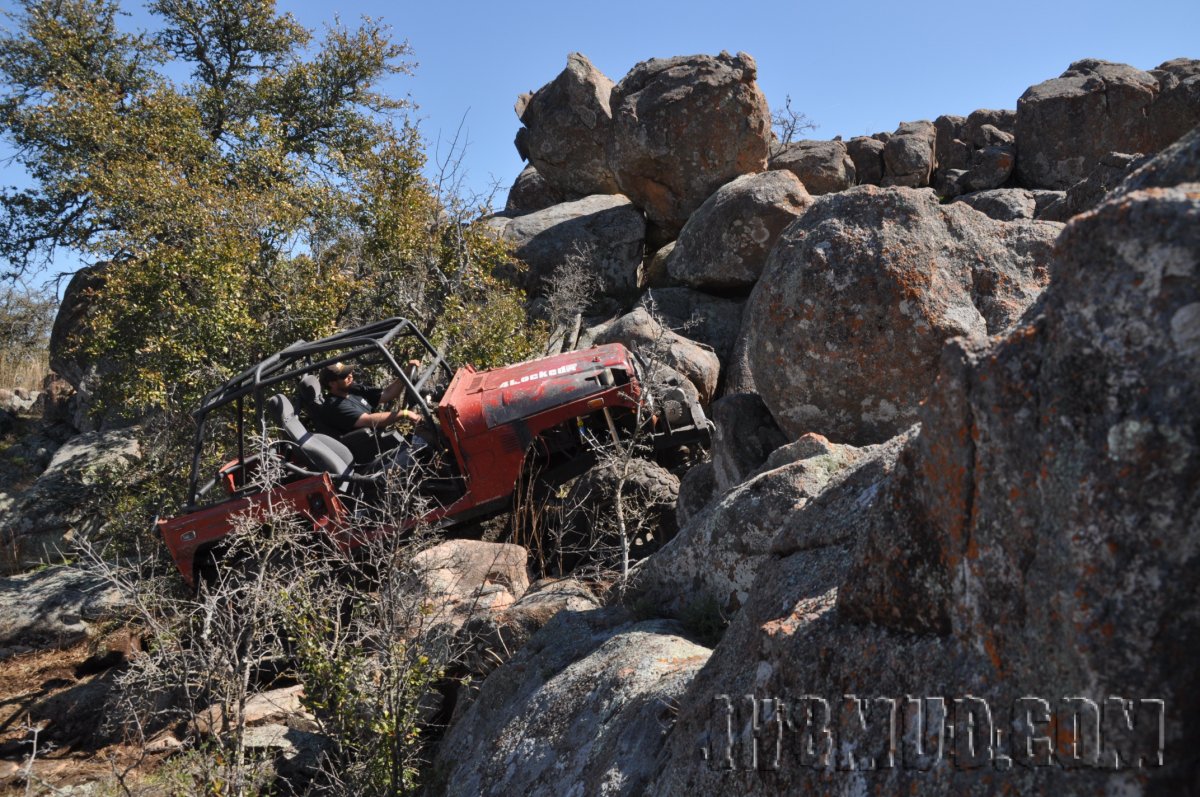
<box><xmin>617</xmin><ymin>667</ymin><xmax>636</xmax><ymax>679</ymax></box>
<box><xmin>761</xmin><ymin>615</ymin><xmax>801</xmax><ymax>638</ymax></box>
<box><xmin>1105</xmin><ymin>540</ymin><xmax>1119</xmax><ymax>555</ymax></box>
<box><xmin>966</xmin><ymin>535</ymin><xmax>980</xmax><ymax>561</ymax></box>
<box><xmin>1101</xmin><ymin>623</ymin><xmax>1115</xmax><ymax>639</ymax></box>
<box><xmin>983</xmin><ymin>633</ymin><xmax>1004</xmax><ymax>674</ymax></box>
<box><xmin>1008</xmin><ymin>486</ymin><xmax>1021</xmax><ymax>501</ymax></box>
<box><xmin>656</xmin><ymin>655</ymin><xmax>707</xmax><ymax>675</ymax></box>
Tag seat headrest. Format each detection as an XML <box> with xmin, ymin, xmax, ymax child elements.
<box><xmin>298</xmin><ymin>374</ymin><xmax>323</xmax><ymax>409</ymax></box>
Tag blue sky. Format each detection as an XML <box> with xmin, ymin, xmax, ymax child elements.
<box><xmin>352</xmin><ymin>0</ymin><xmax>1199</xmax><ymax>203</ymax></box>
<box><xmin>1</xmin><ymin>0</ymin><xmax>1198</xmax><ymax>284</ymax></box>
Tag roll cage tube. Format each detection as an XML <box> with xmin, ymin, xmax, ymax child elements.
<box><xmin>184</xmin><ymin>318</ymin><xmax>456</xmax><ymax>509</ymax></box>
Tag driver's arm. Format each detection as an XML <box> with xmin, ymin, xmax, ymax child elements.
<box><xmin>379</xmin><ymin>360</ymin><xmax>421</xmax><ymax>405</ymax></box>
<box><xmin>353</xmin><ymin>407</ymin><xmax>421</xmax><ymax>430</ymax></box>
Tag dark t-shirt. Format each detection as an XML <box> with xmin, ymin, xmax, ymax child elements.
<box><xmin>323</xmin><ymin>383</ymin><xmax>383</xmax><ymax>434</ymax></box>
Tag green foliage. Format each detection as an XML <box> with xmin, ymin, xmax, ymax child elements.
<box><xmin>1</xmin><ymin>0</ymin><xmax>541</xmax><ymax>417</ymax></box>
<box><xmin>290</xmin><ymin>600</ymin><xmax>441</xmax><ymax>795</ymax></box>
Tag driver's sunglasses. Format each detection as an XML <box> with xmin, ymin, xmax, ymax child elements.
<box><xmin>337</xmin><ymin>372</ymin><xmax>353</xmax><ymax>381</ymax></box>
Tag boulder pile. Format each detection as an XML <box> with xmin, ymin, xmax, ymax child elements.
<box><xmin>425</xmin><ymin>56</ymin><xmax>1199</xmax><ymax>796</ymax></box>
<box><xmin>7</xmin><ymin>47</ymin><xmax>1198</xmax><ymax>796</ymax></box>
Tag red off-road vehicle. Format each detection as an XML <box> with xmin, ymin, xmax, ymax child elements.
<box><xmin>158</xmin><ymin>317</ymin><xmax>712</xmax><ymax>586</ymax></box>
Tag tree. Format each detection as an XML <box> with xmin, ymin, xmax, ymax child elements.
<box><xmin>0</xmin><ymin>0</ymin><xmax>538</xmax><ymax>415</ymax></box>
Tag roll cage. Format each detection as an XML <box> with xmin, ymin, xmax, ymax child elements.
<box><xmin>184</xmin><ymin>317</ymin><xmax>453</xmax><ymax>511</ymax></box>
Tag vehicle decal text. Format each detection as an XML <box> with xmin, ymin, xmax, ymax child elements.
<box><xmin>498</xmin><ymin>362</ymin><xmax>579</xmax><ymax>389</ymax></box>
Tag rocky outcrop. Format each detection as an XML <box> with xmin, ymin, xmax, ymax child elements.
<box><xmin>0</xmin><ymin>429</ymin><xmax>141</xmax><ymax>574</ymax></box>
<box><xmin>429</xmin><ymin>609</ymin><xmax>710</xmax><ymax>797</ymax></box>
<box><xmin>742</xmin><ymin>185</ymin><xmax>1060</xmax><ymax>443</ymax></box>
<box><xmin>484</xmin><ymin>195</ymin><xmax>645</xmax><ymax>298</ymax></box>
<box><xmin>0</xmin><ymin>566</ymin><xmax>126</xmax><ymax>656</ymax></box>
<box><xmin>646</xmin><ymin>132</ymin><xmax>1200</xmax><ymax>796</ymax></box>
<box><xmin>708</xmin><ymin>393</ymin><xmax>787</xmax><ymax>493</ymax></box>
<box><xmin>514</xmin><ymin>53</ymin><xmax>619</xmax><ymax>198</ymax></box>
<box><xmin>1148</xmin><ymin>58</ymin><xmax>1200</xmax><ymax>145</ymax></box>
<box><xmin>845</xmin><ymin>135</ymin><xmax>885</xmax><ymax>185</ymax></box>
<box><xmin>594</xmin><ymin>308</ymin><xmax>720</xmax><ymax>404</ymax></box>
<box><xmin>1015</xmin><ymin>59</ymin><xmax>1194</xmax><ymax>189</ymax></box>
<box><xmin>609</xmin><ymin>52</ymin><xmax>770</xmax><ymax>233</ymax></box>
<box><xmin>48</xmin><ymin>264</ymin><xmax>110</xmax><ymax>431</ymax></box>
<box><xmin>637</xmin><ymin>288</ymin><xmax>745</xmax><ymax>365</ymax></box>
<box><xmin>413</xmin><ymin>540</ymin><xmax>531</xmax><ymax>633</ymax></box>
<box><xmin>882</xmin><ymin>120</ymin><xmax>937</xmax><ymax>187</ymax></box>
<box><xmin>632</xmin><ymin>433</ymin><xmax>889</xmax><ymax>618</ymax></box>
<box><xmin>768</xmin><ymin>139</ymin><xmax>855</xmax><ymax>195</ymax></box>
<box><xmin>664</xmin><ymin>170</ymin><xmax>811</xmax><ymax>291</ymax></box>
<box><xmin>505</xmin><ymin>165</ymin><xmax>567</xmax><ymax>215</ymax></box>
<box><xmin>954</xmin><ymin>187</ymin><xmax>1039</xmax><ymax>220</ymax></box>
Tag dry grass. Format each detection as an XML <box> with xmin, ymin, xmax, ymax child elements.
<box><xmin>0</xmin><ymin>347</ymin><xmax>50</xmax><ymax>393</ymax></box>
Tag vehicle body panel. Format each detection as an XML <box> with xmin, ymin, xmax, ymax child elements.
<box><xmin>158</xmin><ymin>318</ymin><xmax>711</xmax><ymax>585</ymax></box>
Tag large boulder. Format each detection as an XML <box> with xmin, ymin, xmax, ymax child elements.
<box><xmin>594</xmin><ymin>308</ymin><xmax>720</xmax><ymax>404</ymax></box>
<box><xmin>429</xmin><ymin>609</ymin><xmax>710</xmax><ymax>797</ymax></box>
<box><xmin>484</xmin><ymin>195</ymin><xmax>645</xmax><ymax>299</ymax></box>
<box><xmin>882</xmin><ymin>120</ymin><xmax>937</xmax><ymax>187</ymax></box>
<box><xmin>609</xmin><ymin>52</ymin><xmax>771</xmax><ymax>233</ymax></box>
<box><xmin>1015</xmin><ymin>59</ymin><xmax>1186</xmax><ymax>189</ymax></box>
<box><xmin>631</xmin><ymin>432</ymin><xmax>894</xmax><ymax>618</ymax></box>
<box><xmin>504</xmin><ymin>165</ymin><xmax>567</xmax><ymax>215</ymax></box>
<box><xmin>742</xmin><ymin>185</ymin><xmax>1061</xmax><ymax>443</ymax></box>
<box><xmin>0</xmin><ymin>566</ymin><xmax>126</xmax><ymax>657</ymax></box>
<box><xmin>1148</xmin><ymin>58</ymin><xmax>1200</xmax><ymax>151</ymax></box>
<box><xmin>954</xmin><ymin>187</ymin><xmax>1039</xmax><ymax>221</ymax></box>
<box><xmin>708</xmin><ymin>393</ymin><xmax>787</xmax><ymax>493</ymax></box>
<box><xmin>48</xmin><ymin>264</ymin><xmax>110</xmax><ymax>431</ymax></box>
<box><xmin>664</xmin><ymin>171</ymin><xmax>812</xmax><ymax>291</ymax></box>
<box><xmin>846</xmin><ymin>135</ymin><xmax>886</xmax><ymax>185</ymax></box>
<box><xmin>412</xmin><ymin>540</ymin><xmax>531</xmax><ymax>634</ymax></box>
<box><xmin>768</xmin><ymin>139</ymin><xmax>855</xmax><ymax>195</ymax></box>
<box><xmin>0</xmin><ymin>428</ymin><xmax>141</xmax><ymax>574</ymax></box>
<box><xmin>1109</xmin><ymin>124</ymin><xmax>1200</xmax><ymax>199</ymax></box>
<box><xmin>637</xmin><ymin>288</ymin><xmax>745</xmax><ymax>366</ymax></box>
<box><xmin>647</xmin><ymin>133</ymin><xmax>1200</xmax><ymax>796</ymax></box>
<box><xmin>514</xmin><ymin>53</ymin><xmax>619</xmax><ymax>198</ymax></box>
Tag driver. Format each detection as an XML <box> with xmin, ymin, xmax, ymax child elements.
<box><xmin>318</xmin><ymin>361</ymin><xmax>420</xmax><ymax>434</ymax></box>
